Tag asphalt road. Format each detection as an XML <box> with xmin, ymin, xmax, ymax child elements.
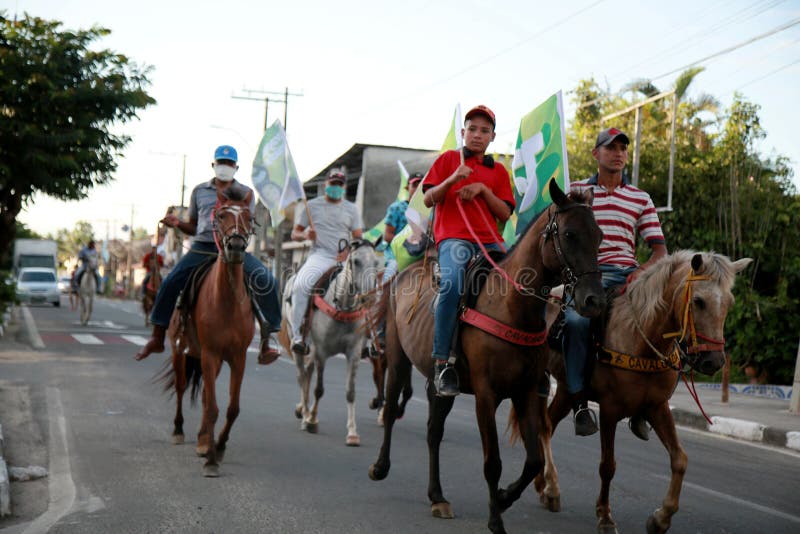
<box><xmin>1</xmin><ymin>296</ymin><xmax>799</xmax><ymax>533</ymax></box>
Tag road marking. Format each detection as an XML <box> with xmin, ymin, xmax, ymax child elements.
<box><xmin>120</xmin><ymin>335</ymin><xmax>148</xmax><ymax>346</ymax></box>
<box><xmin>19</xmin><ymin>387</ymin><xmax>77</xmax><ymax>534</ymax></box>
<box><xmin>653</xmin><ymin>474</ymin><xmax>800</xmax><ymax>524</ymax></box>
<box><xmin>71</xmin><ymin>334</ymin><xmax>103</xmax><ymax>345</ymax></box>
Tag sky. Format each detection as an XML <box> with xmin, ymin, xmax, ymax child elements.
<box><xmin>8</xmin><ymin>0</ymin><xmax>800</xmax><ymax>238</ymax></box>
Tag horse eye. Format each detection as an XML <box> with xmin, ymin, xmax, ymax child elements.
<box><xmin>564</xmin><ymin>231</ymin><xmax>576</xmax><ymax>240</ymax></box>
<box><xmin>693</xmin><ymin>297</ymin><xmax>705</xmax><ymax>310</ymax></box>
<box><xmin>354</xmin><ymin>259</ymin><xmax>362</xmax><ymax>268</ymax></box>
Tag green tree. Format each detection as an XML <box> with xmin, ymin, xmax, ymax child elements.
<box><xmin>53</xmin><ymin>220</ymin><xmax>95</xmax><ymax>268</ymax></box>
<box><xmin>0</xmin><ymin>13</ymin><xmax>155</xmax><ymax>265</ymax></box>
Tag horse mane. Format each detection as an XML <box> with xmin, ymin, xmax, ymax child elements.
<box><xmin>506</xmin><ymin>189</ymin><xmax>590</xmax><ymax>256</ymax></box>
<box><xmin>222</xmin><ymin>182</ymin><xmax>252</xmax><ymax>202</ymax></box>
<box><xmin>622</xmin><ymin>250</ymin><xmax>738</xmax><ymax>333</ymax></box>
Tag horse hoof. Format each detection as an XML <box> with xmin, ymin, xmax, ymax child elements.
<box><xmin>203</xmin><ymin>464</ymin><xmax>220</xmax><ymax>478</ymax></box>
<box><xmin>172</xmin><ymin>434</ymin><xmax>184</xmax><ymax>445</ymax></box>
<box><xmin>377</xmin><ymin>409</ymin><xmax>384</xmax><ymax>427</ymax></box>
<box><xmin>543</xmin><ymin>494</ymin><xmax>561</xmax><ymax>513</ymax></box>
<box><xmin>305</xmin><ymin>421</ymin><xmax>318</xmax><ymax>434</ymax></box>
<box><xmin>215</xmin><ymin>449</ymin><xmax>225</xmax><ymax>463</ymax></box>
<box><xmin>368</xmin><ymin>398</ymin><xmax>380</xmax><ymax>410</ymax></box>
<box><xmin>195</xmin><ymin>445</ymin><xmax>209</xmax><ymax>457</ymax></box>
<box><xmin>646</xmin><ymin>515</ymin><xmax>665</xmax><ymax>534</ymax></box>
<box><xmin>597</xmin><ymin>521</ymin><xmax>618</xmax><ymax>534</ymax></box>
<box><xmin>431</xmin><ymin>502</ymin><xmax>454</xmax><ymax>519</ymax></box>
<box><xmin>368</xmin><ymin>463</ymin><xmax>388</xmax><ymax>481</ymax></box>
<box><xmin>294</xmin><ymin>406</ymin><xmax>303</xmax><ymax>419</ymax></box>
<box><xmin>346</xmin><ymin>435</ymin><xmax>360</xmax><ymax>447</ymax></box>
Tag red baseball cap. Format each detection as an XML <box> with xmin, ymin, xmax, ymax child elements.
<box><xmin>465</xmin><ymin>105</ymin><xmax>496</xmax><ymax>128</ymax></box>
<box><xmin>595</xmin><ymin>127</ymin><xmax>630</xmax><ymax>148</ymax></box>
<box><xmin>407</xmin><ymin>172</ymin><xmax>423</xmax><ymax>186</ymax></box>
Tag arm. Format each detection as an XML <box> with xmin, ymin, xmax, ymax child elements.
<box><xmin>161</xmin><ymin>214</ymin><xmax>197</xmax><ymax>235</ymax></box>
<box><xmin>351</xmin><ymin>228</ymin><xmax>363</xmax><ymax>240</ymax></box>
<box><xmin>424</xmin><ymin>164</ymin><xmax>472</xmax><ymax>207</ymax></box>
<box><xmin>627</xmin><ymin>242</ymin><xmax>668</xmax><ymax>283</ymax></box>
<box><xmin>383</xmin><ymin>224</ymin><xmax>396</xmax><ymax>244</ymax></box>
<box><xmin>457</xmin><ymin>183</ymin><xmax>513</xmax><ymax>222</ymax></box>
<box><xmin>292</xmin><ymin>224</ymin><xmax>316</xmax><ymax>242</ymax></box>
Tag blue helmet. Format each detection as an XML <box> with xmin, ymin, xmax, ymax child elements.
<box><xmin>214</xmin><ymin>145</ymin><xmax>238</xmax><ymax>163</ymax></box>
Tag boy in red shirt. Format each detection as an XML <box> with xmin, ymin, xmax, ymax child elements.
<box><xmin>423</xmin><ymin>105</ymin><xmax>515</xmax><ymax>396</ymax></box>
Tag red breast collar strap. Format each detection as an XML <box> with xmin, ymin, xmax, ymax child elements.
<box><xmin>313</xmin><ymin>294</ymin><xmax>367</xmax><ymax>322</ymax></box>
<box><xmin>460</xmin><ymin>307</ymin><xmax>547</xmax><ymax>346</ymax></box>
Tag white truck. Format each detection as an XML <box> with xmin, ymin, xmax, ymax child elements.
<box><xmin>12</xmin><ymin>239</ymin><xmax>58</xmax><ymax>275</ymax></box>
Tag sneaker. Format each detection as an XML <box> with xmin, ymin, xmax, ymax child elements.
<box><xmin>628</xmin><ymin>414</ymin><xmax>650</xmax><ymax>441</ymax></box>
<box><xmin>434</xmin><ymin>360</ymin><xmax>459</xmax><ymax>397</ymax></box>
<box><xmin>291</xmin><ymin>337</ymin><xmax>309</xmax><ymax>355</ymax></box>
<box><xmin>574</xmin><ymin>406</ymin><xmax>599</xmax><ymax>436</ymax></box>
<box><xmin>258</xmin><ymin>334</ymin><xmax>281</xmax><ymax>365</ymax></box>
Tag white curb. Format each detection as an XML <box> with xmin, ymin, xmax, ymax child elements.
<box><xmin>709</xmin><ymin>416</ymin><xmax>765</xmax><ymax>441</ymax></box>
<box><xmin>0</xmin><ymin>423</ymin><xmax>9</xmax><ymax>516</ymax></box>
<box><xmin>787</xmin><ymin>431</ymin><xmax>800</xmax><ymax>452</ymax></box>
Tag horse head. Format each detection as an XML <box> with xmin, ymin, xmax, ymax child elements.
<box><xmin>669</xmin><ymin>252</ymin><xmax>752</xmax><ymax>375</ymax></box>
<box><xmin>346</xmin><ymin>239</ymin><xmax>382</xmax><ymax>296</ymax></box>
<box><xmin>541</xmin><ymin>179</ymin><xmax>605</xmax><ymax>317</ymax></box>
<box><xmin>214</xmin><ymin>184</ymin><xmax>254</xmax><ymax>264</ymax></box>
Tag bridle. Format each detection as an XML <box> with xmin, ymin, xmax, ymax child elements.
<box><xmin>212</xmin><ymin>204</ymin><xmax>254</xmax><ymax>263</ymax></box>
<box><xmin>542</xmin><ymin>203</ymin><xmax>601</xmax><ymax>303</ymax></box>
<box><xmin>332</xmin><ymin>238</ymin><xmax>377</xmax><ymax>312</ymax></box>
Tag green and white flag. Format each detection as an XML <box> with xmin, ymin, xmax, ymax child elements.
<box><xmin>510</xmin><ymin>91</ymin><xmax>570</xmax><ymax>237</ymax></box>
<box><xmin>251</xmin><ymin>119</ymin><xmax>302</xmax><ymax>227</ymax></box>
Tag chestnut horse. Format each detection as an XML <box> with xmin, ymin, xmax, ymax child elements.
<box><xmin>163</xmin><ymin>183</ymin><xmax>256</xmax><ymax>477</ymax></box>
<box><xmin>532</xmin><ymin>251</ymin><xmax>752</xmax><ymax>533</ymax></box>
<box><xmin>368</xmin><ymin>180</ymin><xmax>605</xmax><ymax>534</ymax></box>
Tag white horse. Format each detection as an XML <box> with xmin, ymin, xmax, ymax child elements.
<box><xmin>280</xmin><ymin>240</ymin><xmax>381</xmax><ymax>446</ymax></box>
<box><xmin>78</xmin><ymin>257</ymin><xmax>97</xmax><ymax>325</ymax></box>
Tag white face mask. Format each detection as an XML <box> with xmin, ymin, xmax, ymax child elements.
<box><xmin>214</xmin><ymin>163</ymin><xmax>237</xmax><ymax>182</ymax></box>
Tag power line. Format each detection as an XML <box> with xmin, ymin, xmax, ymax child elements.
<box><xmin>736</xmin><ymin>57</ymin><xmax>800</xmax><ymax>89</ymax></box>
<box><xmin>358</xmin><ymin>0</ymin><xmax>608</xmax><ymax>117</ymax></box>
<box><xmin>577</xmin><ymin>16</ymin><xmax>800</xmax><ymax>109</ymax></box>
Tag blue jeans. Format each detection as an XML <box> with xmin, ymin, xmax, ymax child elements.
<box><xmin>149</xmin><ymin>241</ymin><xmax>281</xmax><ymax>331</ymax></box>
<box><xmin>432</xmin><ymin>239</ymin><xmax>500</xmax><ymax>361</ymax></box>
<box><xmin>76</xmin><ymin>265</ymin><xmax>101</xmax><ymax>290</ymax></box>
<box><xmin>562</xmin><ymin>264</ymin><xmax>636</xmax><ymax>394</ymax></box>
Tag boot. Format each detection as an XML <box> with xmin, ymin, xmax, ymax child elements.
<box><xmin>258</xmin><ymin>333</ymin><xmax>281</xmax><ymax>365</ymax></box>
<box><xmin>434</xmin><ymin>360</ymin><xmax>459</xmax><ymax>397</ymax></box>
<box><xmin>572</xmin><ymin>391</ymin><xmax>598</xmax><ymax>436</ymax></box>
<box><xmin>135</xmin><ymin>324</ymin><xmax>166</xmax><ymax>361</ymax></box>
<box><xmin>629</xmin><ymin>414</ymin><xmax>651</xmax><ymax>441</ymax></box>
<box><xmin>291</xmin><ymin>336</ymin><xmax>309</xmax><ymax>355</ymax></box>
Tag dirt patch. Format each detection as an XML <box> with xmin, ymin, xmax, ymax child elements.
<box><xmin>0</xmin><ymin>381</ymin><xmax>49</xmax><ymax>528</ymax></box>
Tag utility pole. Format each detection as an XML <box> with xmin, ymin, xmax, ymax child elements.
<box><xmin>232</xmin><ymin>87</ymin><xmax>304</xmax><ymax>132</ymax></box>
<box><xmin>180</xmin><ymin>154</ymin><xmax>187</xmax><ymax>207</ymax></box>
<box><xmin>128</xmin><ymin>205</ymin><xmax>135</xmax><ymax>299</ymax></box>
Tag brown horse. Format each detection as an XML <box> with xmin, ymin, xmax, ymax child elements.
<box><xmin>163</xmin><ymin>183</ymin><xmax>256</xmax><ymax>477</ymax></box>
<box><xmin>142</xmin><ymin>245</ymin><xmax>162</xmax><ymax>326</ymax></box>
<box><xmin>532</xmin><ymin>251</ymin><xmax>752</xmax><ymax>533</ymax></box>
<box><xmin>368</xmin><ymin>180</ymin><xmax>605</xmax><ymax>534</ymax></box>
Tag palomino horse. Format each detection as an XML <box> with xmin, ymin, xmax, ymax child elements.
<box><xmin>142</xmin><ymin>246</ymin><xmax>162</xmax><ymax>326</ymax></box>
<box><xmin>78</xmin><ymin>257</ymin><xmax>97</xmax><ymax>325</ymax></box>
<box><xmin>369</xmin><ymin>180</ymin><xmax>605</xmax><ymax>534</ymax></box>
<box><xmin>532</xmin><ymin>251</ymin><xmax>752</xmax><ymax>533</ymax></box>
<box><xmin>163</xmin><ymin>183</ymin><xmax>256</xmax><ymax>477</ymax></box>
<box><xmin>279</xmin><ymin>239</ymin><xmax>382</xmax><ymax>446</ymax></box>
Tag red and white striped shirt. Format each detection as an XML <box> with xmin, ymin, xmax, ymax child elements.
<box><xmin>571</xmin><ymin>174</ymin><xmax>665</xmax><ymax>268</ymax></box>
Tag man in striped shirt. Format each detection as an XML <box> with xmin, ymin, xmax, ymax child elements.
<box><xmin>564</xmin><ymin>127</ymin><xmax>667</xmax><ymax>438</ymax></box>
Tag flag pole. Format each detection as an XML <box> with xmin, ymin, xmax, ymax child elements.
<box><xmin>302</xmin><ymin>198</ymin><xmax>316</xmax><ymax>234</ymax></box>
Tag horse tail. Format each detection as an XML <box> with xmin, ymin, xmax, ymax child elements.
<box><xmin>156</xmin><ymin>359</ymin><xmax>176</xmax><ymax>394</ymax></box>
<box><xmin>186</xmin><ymin>356</ymin><xmax>203</xmax><ymax>406</ymax></box>
<box><xmin>506</xmin><ymin>406</ymin><xmax>522</xmax><ymax>446</ymax></box>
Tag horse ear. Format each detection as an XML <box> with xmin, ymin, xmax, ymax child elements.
<box><xmin>732</xmin><ymin>257</ymin><xmax>753</xmax><ymax>273</ymax></box>
<box><xmin>549</xmin><ymin>179</ymin><xmax>567</xmax><ymax>207</ymax></box>
<box><xmin>691</xmin><ymin>253</ymin><xmax>703</xmax><ymax>272</ymax></box>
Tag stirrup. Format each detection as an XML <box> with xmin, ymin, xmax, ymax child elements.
<box><xmin>629</xmin><ymin>415</ymin><xmax>651</xmax><ymax>441</ymax></box>
<box><xmin>434</xmin><ymin>362</ymin><xmax>459</xmax><ymax>397</ymax></box>
<box><xmin>291</xmin><ymin>339</ymin><xmax>309</xmax><ymax>355</ymax></box>
<box><xmin>573</xmin><ymin>406</ymin><xmax>598</xmax><ymax>436</ymax></box>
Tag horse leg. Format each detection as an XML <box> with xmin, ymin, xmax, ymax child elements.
<box><xmin>294</xmin><ymin>351</ymin><xmax>312</xmax><ymax>426</ymax></box>
<box><xmin>496</xmin><ymin>390</ymin><xmax>546</xmax><ymax>515</ymax></box>
<box><xmin>472</xmin><ymin>387</ymin><xmax>508</xmax><ymax>534</ymax></box>
<box><xmin>215</xmin><ymin>357</ymin><xmax>244</xmax><ymax>464</ymax></box>
<box><xmin>368</xmin><ymin>342</ymin><xmax>411</xmax><ymax>481</ymax></box>
<box><xmin>396</xmin><ymin>371</ymin><xmax>413</xmax><ymax>420</ymax></box>
<box><xmin>197</xmin><ymin>355</ymin><xmax>222</xmax><ymax>477</ymax></box>
<box><xmin>535</xmin><ymin>380</ymin><xmax>569</xmax><ymax>511</ymax></box>
<box><xmin>426</xmin><ymin>381</ymin><xmax>457</xmax><ymax>521</ymax></box>
<box><xmin>368</xmin><ymin>352</ymin><xmax>385</xmax><ymax>411</ymax></box>
<box><xmin>645</xmin><ymin>403</ymin><xmax>687</xmax><ymax>534</ymax></box>
<box><xmin>172</xmin><ymin>349</ymin><xmax>187</xmax><ymax>444</ymax></box>
<box><xmin>306</xmin><ymin>354</ymin><xmax>324</xmax><ymax>433</ymax></box>
<box><xmin>345</xmin><ymin>350</ymin><xmax>360</xmax><ymax>446</ymax></box>
<box><xmin>596</xmin><ymin>407</ymin><xmax>620</xmax><ymax>534</ymax></box>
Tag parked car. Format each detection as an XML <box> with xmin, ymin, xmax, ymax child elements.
<box><xmin>58</xmin><ymin>275</ymin><xmax>72</xmax><ymax>294</ymax></box>
<box><xmin>16</xmin><ymin>268</ymin><xmax>60</xmax><ymax>307</ymax></box>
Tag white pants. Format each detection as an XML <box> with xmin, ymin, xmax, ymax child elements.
<box><xmin>291</xmin><ymin>253</ymin><xmax>338</xmax><ymax>340</ymax></box>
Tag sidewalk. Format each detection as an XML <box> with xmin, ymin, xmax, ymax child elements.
<box><xmin>667</xmin><ymin>380</ymin><xmax>800</xmax><ymax>451</ymax></box>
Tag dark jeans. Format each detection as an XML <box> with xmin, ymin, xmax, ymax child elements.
<box><xmin>149</xmin><ymin>241</ymin><xmax>280</xmax><ymax>331</ymax></box>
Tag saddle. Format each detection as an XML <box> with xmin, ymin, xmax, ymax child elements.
<box><xmin>299</xmin><ymin>264</ymin><xmax>343</xmax><ymax>340</ymax></box>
